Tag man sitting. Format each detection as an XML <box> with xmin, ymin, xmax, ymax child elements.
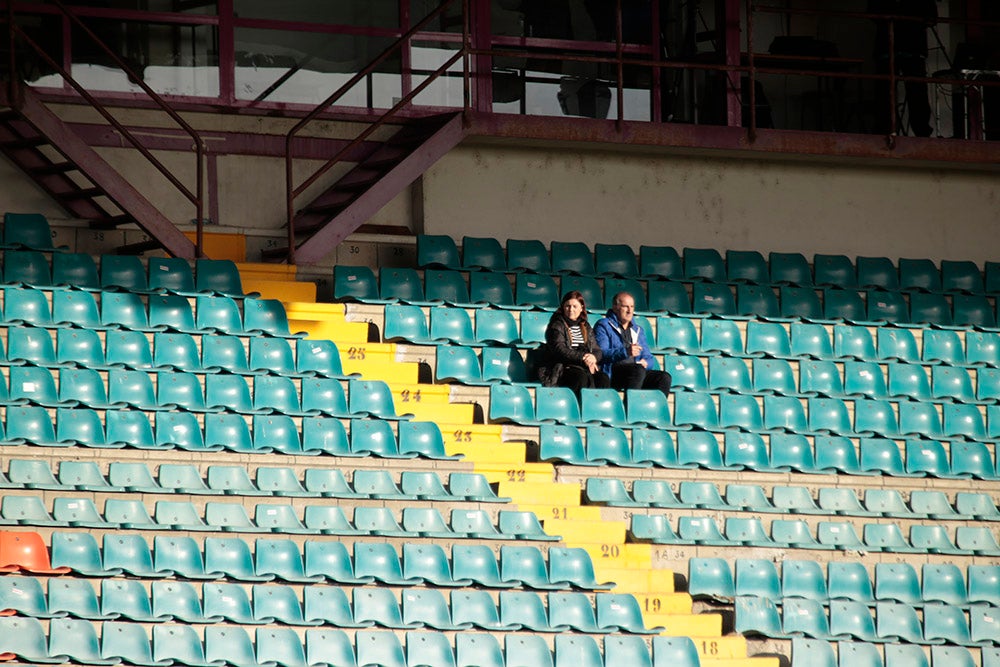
<box><xmin>594</xmin><ymin>291</ymin><xmax>672</xmax><ymax>396</ymax></box>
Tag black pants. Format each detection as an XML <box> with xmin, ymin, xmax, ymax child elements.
<box><xmin>559</xmin><ymin>366</ymin><xmax>611</xmax><ymax>396</ymax></box>
<box><xmin>610</xmin><ymin>363</ymin><xmax>672</xmax><ymax>397</ymax></box>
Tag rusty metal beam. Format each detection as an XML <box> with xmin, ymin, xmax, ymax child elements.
<box><xmin>463</xmin><ymin>112</ymin><xmax>1000</xmax><ymax>169</ymax></box>
<box><xmin>293</xmin><ymin>113</ymin><xmax>466</xmax><ymax>265</ymax></box>
<box><xmin>11</xmin><ymin>86</ymin><xmax>198</xmax><ymax>258</ymax></box>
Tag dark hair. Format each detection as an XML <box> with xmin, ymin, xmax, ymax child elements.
<box><xmin>560</xmin><ymin>290</ymin><xmax>588</xmax><ymax>317</ymax></box>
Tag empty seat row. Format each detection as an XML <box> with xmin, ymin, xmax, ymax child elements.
<box><xmin>5</xmin><ymin>326</ymin><xmax>347</xmax><ymax>378</ymax></box>
<box><xmin>0</xmin><ymin>616</ymin><xmax>698</xmax><ymax>667</ymax></box>
<box><xmin>789</xmin><ymin>637</ymin><xmax>1000</xmax><ymax>667</ymax></box>
<box><xmin>736</xmin><ymin>595</ymin><xmax>1000</xmax><ymax>645</ymax></box>
<box><xmin>0</xmin><ymin>249</ymin><xmax>245</xmax><ymax>296</ymax></box>
<box><xmin>528</xmin><ymin>419</ymin><xmax>1000</xmax><ymax>479</ymax></box>
<box><xmin>0</xmin><ymin>459</ymin><xmax>504</xmax><ymax>503</ymax></box>
<box><xmin>668</xmin><ymin>356</ymin><xmax>1000</xmax><ymax>406</ymax></box>
<box><xmin>435</xmin><ymin>345</ymin><xmax>538</xmax><ymax>385</ymax></box>
<box><xmin>670</xmin><ymin>392</ymin><xmax>1000</xmax><ymax>441</ymax></box>
<box><xmin>659</xmin><ymin>320</ymin><xmax>996</xmax><ymax>368</ymax></box>
<box><xmin>0</xmin><ymin>288</ymin><xmax>292</xmax><ymax>336</ymax></box>
<box><xmin>379</xmin><ymin>256</ymin><xmax>1000</xmax><ymax>329</ymax></box>
<box><xmin>1</xmin><ymin>408</ymin><xmax>453</xmax><ymax>459</ymax></box>
<box><xmin>1</xmin><ymin>212</ymin><xmax>65</xmax><ymax>252</ymax></box>
<box><xmin>491</xmin><ymin>384</ymin><xmax>1000</xmax><ymax>442</ymax></box>
<box><xmin>50</xmin><ymin>533</ymin><xmax>609</xmax><ymax>590</ymax></box>
<box><xmin>418</xmin><ymin>234</ymin><xmax>1000</xmax><ymax>296</ymax></box>
<box><xmin>365</xmin><ymin>262</ymin><xmax>1000</xmax><ymax>326</ymax></box>
<box><xmin>587</xmin><ymin>478</ymin><xmax>1000</xmax><ymax>521</ymax></box>
<box><xmin>0</xmin><ymin>576</ymin><xmax>650</xmax><ymax>634</ymax></box>
<box><xmin>0</xmin><ymin>494</ymin><xmax>556</xmax><ymax>541</ymax></box>
<box><xmin>689</xmin><ymin>558</ymin><xmax>1000</xmax><ymax>608</ymax></box>
<box><xmin>0</xmin><ymin>370</ymin><xmax>405</xmax><ymax>419</ymax></box>
<box><xmin>630</xmin><ymin>514</ymin><xmax>1000</xmax><ymax>554</ymax></box>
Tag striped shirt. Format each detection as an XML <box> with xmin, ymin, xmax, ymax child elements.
<box><xmin>568</xmin><ymin>324</ymin><xmax>585</xmax><ymax>347</ymax></box>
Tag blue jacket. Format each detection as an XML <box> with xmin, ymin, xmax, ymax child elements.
<box><xmin>594</xmin><ymin>309</ymin><xmax>656</xmax><ymax>376</ymax></box>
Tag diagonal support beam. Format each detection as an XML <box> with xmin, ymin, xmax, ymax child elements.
<box><xmin>11</xmin><ymin>87</ymin><xmax>198</xmax><ymax>258</ymax></box>
<box><xmin>293</xmin><ymin>113</ymin><xmax>466</xmax><ymax>265</ymax></box>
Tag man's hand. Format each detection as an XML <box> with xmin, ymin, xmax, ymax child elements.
<box><xmin>637</xmin><ymin>358</ymin><xmax>648</xmax><ymax>368</ymax></box>
<box><xmin>629</xmin><ymin>343</ymin><xmax>642</xmax><ymax>358</ymax></box>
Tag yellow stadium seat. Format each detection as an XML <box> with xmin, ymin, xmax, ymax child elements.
<box><xmin>439</xmin><ymin>423</ymin><xmax>506</xmax><ymax>444</ymax></box>
<box><xmin>653</xmin><ymin>613</ymin><xmax>723</xmax><ymax>637</ymax></box>
<box><xmin>581</xmin><ymin>543</ymin><xmax>651</xmax><ymax>569</ymax></box>
<box><xmin>633</xmin><ymin>592</ymin><xmax>692</xmax><ymax>615</ymax></box>
<box><xmin>703</xmin><ymin>659</ymin><xmax>781</xmax><ymax>667</ymax></box>
<box><xmin>294</xmin><ymin>320</ymin><xmax>369</xmax><ymax>344</ymax></box>
<box><xmin>499</xmin><ymin>481</ymin><xmax>580</xmax><ymax>506</ymax></box>
<box><xmin>518</xmin><ymin>505</ymin><xmax>604</xmax><ymax>522</ymax></box>
<box><xmin>243</xmin><ymin>278</ymin><xmax>316</xmax><ymax>302</ymax></box>
<box><xmin>544</xmin><ymin>518</ymin><xmax>627</xmax><ymax>544</ymax></box>
<box><xmin>186</xmin><ymin>231</ymin><xmax>245</xmax><ymax>261</ymax></box>
<box><xmin>236</xmin><ymin>262</ymin><xmax>298</xmax><ymax>281</ymax></box>
<box><xmin>474</xmin><ymin>462</ymin><xmax>554</xmax><ymax>482</ymax></box>
<box><xmin>284</xmin><ymin>302</ymin><xmax>346</xmax><ymax>318</ymax></box>
<box><xmin>592</xmin><ymin>567</ymin><xmax>675</xmax><ymax>594</ymax></box>
<box><xmin>342</xmin><ymin>359</ymin><xmax>419</xmax><ymax>384</ymax></box>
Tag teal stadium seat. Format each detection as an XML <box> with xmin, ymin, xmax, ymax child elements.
<box><xmin>560</xmin><ymin>274</ymin><xmax>604</xmax><ymax>310</ymax></box>
<box><xmin>814</xmin><ymin>254</ymin><xmax>857</xmax><ymax>289</ymax></box>
<box><xmin>867</xmin><ymin>289</ymin><xmax>909</xmax><ymax>324</ymax></box>
<box><xmin>551</xmin><ymin>241</ymin><xmax>594</xmax><ymax>275</ymax></box>
<box><xmin>333</xmin><ymin>264</ymin><xmax>388</xmax><ymax>303</ymax></box>
<box><xmin>462</xmin><ymin>235</ymin><xmax>507</xmax><ymax>271</ymax></box>
<box><xmin>195</xmin><ymin>259</ymin><xmax>244</xmax><ymax>297</ymax></box>
<box><xmin>647</xmin><ymin>280</ymin><xmax>691</xmax><ymax>314</ymax></box>
<box><xmin>4</xmin><ymin>250</ymin><xmax>52</xmax><ymax>288</ymax></box>
<box><xmin>780</xmin><ymin>286</ymin><xmax>824</xmax><ymax>321</ymax></box>
<box><xmin>952</xmin><ymin>293</ymin><xmax>997</xmax><ymax>328</ymax></box>
<box><xmin>379</xmin><ymin>267</ymin><xmax>436</xmax><ymax>305</ymax></box>
<box><xmin>148</xmin><ymin>257</ymin><xmax>196</xmax><ymax>295</ymax></box>
<box><xmin>790</xmin><ymin>322</ymin><xmax>834</xmax><ymax>359</ymax></box>
<box><xmin>727</xmin><ymin>249</ymin><xmax>769</xmax><ymax>284</ymax></box>
<box><xmin>470</xmin><ymin>270</ymin><xmax>522</xmax><ymax>308</ymax></box>
<box><xmin>506</xmin><ymin>239</ymin><xmax>551</xmax><ymax>273</ymax></box>
<box><xmin>692</xmin><ymin>282</ymin><xmax>736</xmax><ymax>316</ymax></box>
<box><xmin>941</xmin><ymin>259</ymin><xmax>984</xmax><ymax>294</ymax></box>
<box><xmin>899</xmin><ymin>258</ymin><xmax>941</xmax><ymax>292</ymax></box>
<box><xmin>52</xmin><ymin>290</ymin><xmax>102</xmax><ymax>329</ymax></box>
<box><xmin>639</xmin><ymin>245</ymin><xmax>682</xmax><ymax>280</ymax></box>
<box><xmin>595</xmin><ymin>243</ymin><xmax>639</xmax><ymax>277</ymax></box>
<box><xmin>909</xmin><ymin>292</ymin><xmax>953</xmax><ymax>326</ymax></box>
<box><xmin>746</xmin><ymin>321</ymin><xmax>792</xmax><ymax>357</ymax></box>
<box><xmin>515</xmin><ymin>272</ymin><xmax>560</xmax><ymax>309</ymax></box>
<box><xmin>3</xmin><ymin>212</ymin><xmax>63</xmax><ymax>250</ymax></box>
<box><xmin>701</xmin><ymin>319</ymin><xmax>744</xmax><ymax>355</ymax></box>
<box><xmin>856</xmin><ymin>256</ymin><xmax>898</xmax><ymax>290</ymax></box>
<box><xmin>417</xmin><ymin>234</ymin><xmax>461</xmax><ymax>269</ymax></box>
<box><xmin>149</xmin><ymin>295</ymin><xmax>198</xmax><ymax>333</ymax></box>
<box><xmin>684</xmin><ymin>247</ymin><xmax>726</xmax><ymax>282</ymax></box>
<box><xmin>100</xmin><ymin>255</ymin><xmax>148</xmax><ymax>292</ymax></box>
<box><xmin>737</xmin><ymin>284</ymin><xmax>781</xmax><ymax>319</ymax></box>
<box><xmin>823</xmin><ymin>288</ymin><xmax>869</xmax><ymax>323</ymax></box>
<box><xmin>770</xmin><ymin>252</ymin><xmax>812</xmax><ymax>286</ymax></box>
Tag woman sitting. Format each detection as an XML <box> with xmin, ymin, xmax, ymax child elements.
<box><xmin>538</xmin><ymin>290</ymin><xmax>611</xmax><ymax>395</ymax></box>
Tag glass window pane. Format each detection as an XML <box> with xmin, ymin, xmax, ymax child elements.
<box><xmin>235</xmin><ymin>27</ymin><xmax>399</xmax><ymax>107</ymax></box>
<box><xmin>234</xmin><ymin>1</ymin><xmax>399</xmax><ymax>28</ymax></box>
<box><xmin>68</xmin><ymin>19</ymin><xmax>219</xmax><ymax>97</ymax></box>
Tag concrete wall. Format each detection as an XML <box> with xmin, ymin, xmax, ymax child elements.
<box><xmin>421</xmin><ymin>143</ymin><xmax>1000</xmax><ymax>264</ymax></box>
<box><xmin>1</xmin><ymin>105</ymin><xmax>996</xmax><ymax>266</ymax></box>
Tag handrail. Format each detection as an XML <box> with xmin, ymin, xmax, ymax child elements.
<box><xmin>284</xmin><ymin>0</ymin><xmax>467</xmax><ymax>264</ymax></box>
<box><xmin>7</xmin><ymin>0</ymin><xmax>206</xmax><ymax>257</ymax></box>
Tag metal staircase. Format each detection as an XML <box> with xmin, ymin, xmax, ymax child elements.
<box><xmin>264</xmin><ymin>0</ymin><xmax>470</xmax><ymax>265</ymax></box>
<box><xmin>264</xmin><ymin>111</ymin><xmax>466</xmax><ymax>265</ymax></box>
<box><xmin>2</xmin><ymin>0</ymin><xmax>204</xmax><ymax>258</ymax></box>
<box><xmin>0</xmin><ymin>86</ymin><xmax>197</xmax><ymax>257</ymax></box>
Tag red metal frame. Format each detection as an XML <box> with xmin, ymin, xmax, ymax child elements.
<box><xmin>7</xmin><ymin>0</ymin><xmax>207</xmax><ymax>256</ymax></box>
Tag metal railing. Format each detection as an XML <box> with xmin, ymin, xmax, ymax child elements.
<box><xmin>283</xmin><ymin>0</ymin><xmax>470</xmax><ymax>265</ymax></box>
<box><xmin>6</xmin><ymin>0</ymin><xmax>206</xmax><ymax>256</ymax></box>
